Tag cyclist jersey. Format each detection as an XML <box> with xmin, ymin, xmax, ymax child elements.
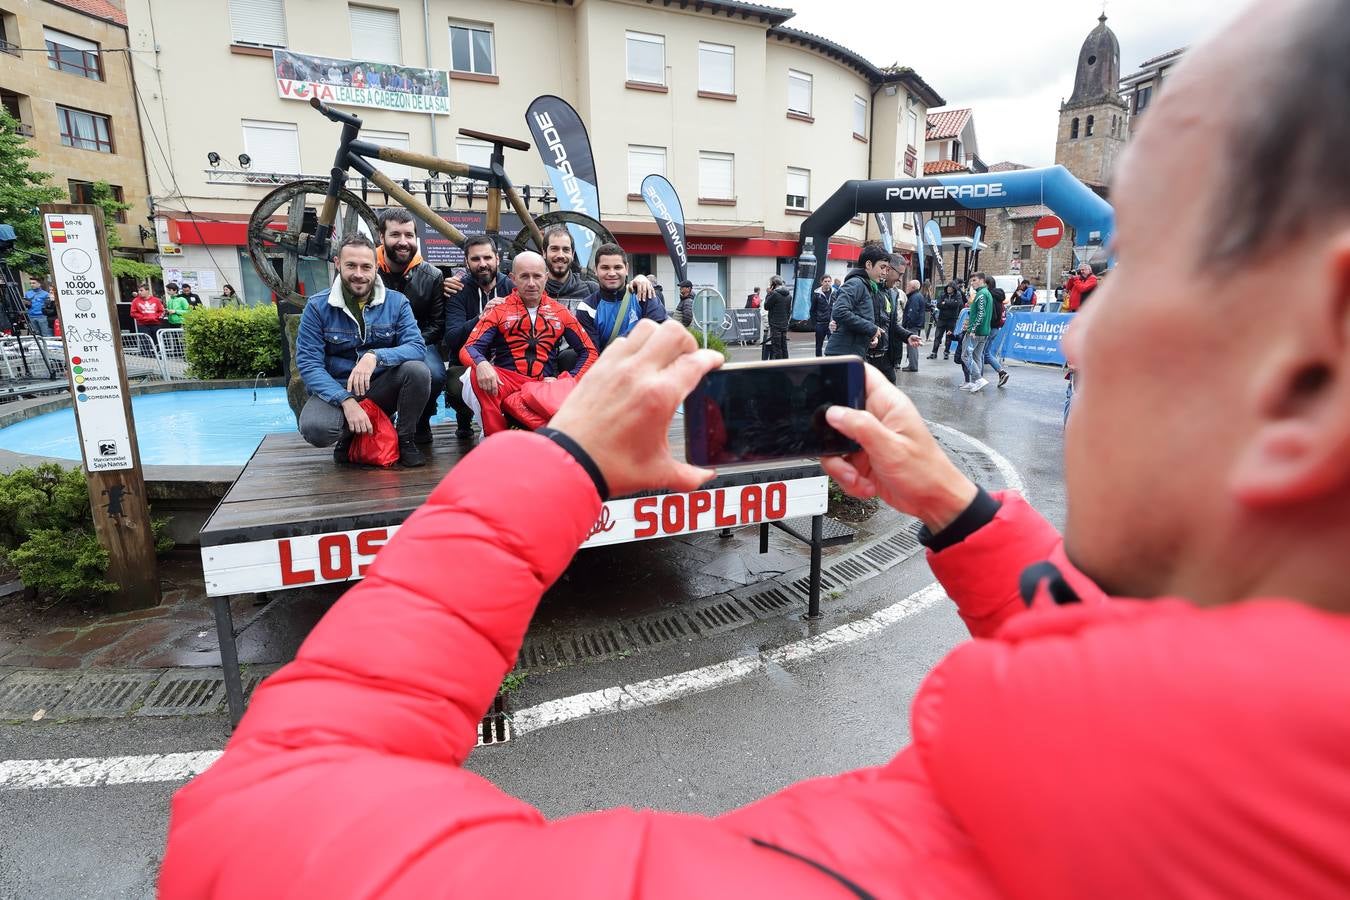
<box><xmin>460</xmin><ymin>291</ymin><xmax>596</xmax><ymax>379</ymax></box>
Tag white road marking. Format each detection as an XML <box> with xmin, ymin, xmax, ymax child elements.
<box><xmin>1</xmin><ymin>426</ymin><xmax>1021</xmax><ymax>789</ymax></box>
<box><xmin>512</xmin><ymin>582</ymin><xmax>946</xmax><ymax>736</ymax></box>
<box><xmin>0</xmin><ymin>751</ymin><xmax>222</xmax><ymax>790</ymax></box>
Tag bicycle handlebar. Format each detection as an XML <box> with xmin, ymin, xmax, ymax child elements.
<box><xmin>309</xmin><ymin>96</ymin><xmax>362</xmax><ymax>129</ymax></box>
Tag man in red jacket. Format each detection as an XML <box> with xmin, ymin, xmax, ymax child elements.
<box><xmin>1063</xmin><ymin>263</ymin><xmax>1097</xmax><ymax>312</ymax></box>
<box><xmin>129</xmin><ymin>283</ymin><xmax>166</xmax><ymax>350</ymax></box>
<box><xmin>162</xmin><ymin>2</ymin><xmax>1350</xmax><ymax>895</ymax></box>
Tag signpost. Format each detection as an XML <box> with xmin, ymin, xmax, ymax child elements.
<box><xmin>41</xmin><ymin>204</ymin><xmax>160</xmax><ymax>611</ymax></box>
<box><xmin>1034</xmin><ymin>215</ymin><xmax>1065</xmax><ymax>296</ymax></box>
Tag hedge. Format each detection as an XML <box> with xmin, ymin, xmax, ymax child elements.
<box><xmin>182</xmin><ymin>305</ymin><xmax>283</xmax><ymax>380</ymax></box>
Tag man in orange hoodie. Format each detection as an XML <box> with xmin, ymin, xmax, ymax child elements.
<box><xmin>162</xmin><ymin>2</ymin><xmax>1350</xmax><ymax>895</ymax></box>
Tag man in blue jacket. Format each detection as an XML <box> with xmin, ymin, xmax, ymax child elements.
<box><xmin>296</xmin><ymin>233</ymin><xmax>430</xmax><ymax>467</ymax></box>
<box><xmin>575</xmin><ymin>242</ymin><xmax>667</xmax><ymax>354</ymax></box>
<box><xmin>25</xmin><ymin>277</ymin><xmax>52</xmax><ymax>337</ymax></box>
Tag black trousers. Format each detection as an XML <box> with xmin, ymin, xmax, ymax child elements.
<box><xmin>768</xmin><ymin>326</ymin><xmax>789</xmax><ymax>360</ymax></box>
<box><xmin>867</xmin><ymin>353</ymin><xmax>896</xmax><ymax>384</ymax></box>
<box><xmin>931</xmin><ymin>322</ymin><xmax>958</xmax><ymax>357</ymax></box>
<box><xmin>814</xmin><ymin>324</ymin><xmax>830</xmax><ymax>356</ymax></box>
<box><xmin>299</xmin><ymin>360</ymin><xmax>431</xmax><ymax>446</ymax></box>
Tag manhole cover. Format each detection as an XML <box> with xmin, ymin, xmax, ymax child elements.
<box><xmin>52</xmin><ymin>672</ymin><xmax>158</xmax><ymax>719</ymax></box>
<box><xmin>0</xmin><ymin>671</ymin><xmax>73</xmax><ymax>718</ymax></box>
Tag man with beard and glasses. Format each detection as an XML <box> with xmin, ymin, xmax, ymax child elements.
<box><xmin>376</xmin><ymin>208</ymin><xmax>448</xmax><ymax>444</ymax></box>
<box><xmin>295</xmin><ymin>234</ymin><xmax>429</xmax><ymax>468</ymax></box>
<box><xmin>444</xmin><ymin>235</ymin><xmax>512</xmax><ymax>439</ymax></box>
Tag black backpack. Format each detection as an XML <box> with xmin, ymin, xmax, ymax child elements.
<box><xmin>990</xmin><ymin>288</ymin><xmax>1007</xmax><ymax>328</ymax></box>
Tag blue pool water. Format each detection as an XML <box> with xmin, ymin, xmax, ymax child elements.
<box><xmin>0</xmin><ymin>388</ymin><xmax>300</xmax><ymax>466</ymax></box>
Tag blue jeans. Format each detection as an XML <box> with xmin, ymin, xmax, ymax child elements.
<box><xmin>962</xmin><ymin>334</ymin><xmax>989</xmax><ymax>382</ymax></box>
<box><xmin>983</xmin><ymin>327</ymin><xmax>1004</xmax><ymax>374</ymax></box>
<box><xmin>422</xmin><ymin>345</ymin><xmax>447</xmax><ymax>424</ymax></box>
<box><xmin>28</xmin><ymin>315</ymin><xmax>50</xmax><ymax>337</ymax></box>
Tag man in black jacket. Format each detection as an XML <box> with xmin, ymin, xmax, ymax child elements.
<box><xmin>377</xmin><ymin>208</ymin><xmax>448</xmax><ymax>444</ymax></box>
<box><xmin>762</xmin><ymin>276</ymin><xmax>792</xmax><ymax>360</ymax></box>
<box><xmin>443</xmin><ymin>235</ymin><xmax>512</xmax><ymax>438</ymax></box>
<box><xmin>901</xmin><ymin>279</ymin><xmax>928</xmax><ymax>372</ymax></box>
<box><xmin>810</xmin><ymin>274</ymin><xmax>835</xmax><ymax>356</ymax></box>
<box><xmin>928</xmin><ymin>280</ymin><xmax>964</xmax><ymax>360</ymax></box>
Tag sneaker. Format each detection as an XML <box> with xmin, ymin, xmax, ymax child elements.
<box><xmin>998</xmin><ymin>371</ymin><xmax>1010</xmax><ymax>388</ymax></box>
<box><xmin>971</xmin><ymin>378</ymin><xmax>989</xmax><ymax>393</ymax></box>
<box><xmin>333</xmin><ymin>434</ymin><xmax>352</xmax><ymax>465</ymax></box>
<box><xmin>398</xmin><ymin>439</ymin><xmax>427</xmax><ymax>468</ymax></box>
<box><xmin>926</xmin><ymin>353</ymin><xmax>937</xmax><ymax>360</ymax></box>
<box><xmin>958</xmin><ymin>382</ymin><xmax>975</xmax><ymax>392</ymax></box>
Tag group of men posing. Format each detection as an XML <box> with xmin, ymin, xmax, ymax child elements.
<box><xmin>294</xmin><ymin>210</ymin><xmax>677</xmax><ymax>468</ymax></box>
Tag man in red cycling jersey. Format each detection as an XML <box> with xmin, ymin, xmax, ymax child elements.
<box><xmin>459</xmin><ymin>251</ymin><xmax>596</xmax><ymax>434</ymax></box>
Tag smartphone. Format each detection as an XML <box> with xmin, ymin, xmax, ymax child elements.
<box><xmin>684</xmin><ymin>357</ymin><xmax>866</xmax><ymax>467</ymax></box>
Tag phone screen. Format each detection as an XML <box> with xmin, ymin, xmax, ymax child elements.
<box><xmin>684</xmin><ymin>357</ymin><xmax>866</xmax><ymax>466</ymax></box>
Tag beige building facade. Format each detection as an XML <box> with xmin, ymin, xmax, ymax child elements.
<box><xmin>122</xmin><ymin>0</ymin><xmax>942</xmax><ymax>305</ymax></box>
<box><xmin>0</xmin><ymin>0</ymin><xmax>153</xmax><ymax>266</ymax></box>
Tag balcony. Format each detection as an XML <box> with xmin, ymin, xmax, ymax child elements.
<box><xmin>0</xmin><ymin>37</ymin><xmax>19</xmax><ymax>58</ymax></box>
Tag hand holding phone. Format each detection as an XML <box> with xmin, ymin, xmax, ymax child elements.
<box><xmin>684</xmin><ymin>357</ymin><xmax>866</xmax><ymax>466</ymax></box>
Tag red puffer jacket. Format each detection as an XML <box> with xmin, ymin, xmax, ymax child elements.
<box><xmin>160</xmin><ymin>432</ymin><xmax>1350</xmax><ymax>898</ymax></box>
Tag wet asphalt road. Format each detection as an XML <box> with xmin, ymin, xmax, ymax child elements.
<box><xmin>0</xmin><ymin>335</ymin><xmax>1069</xmax><ymax>898</ymax></box>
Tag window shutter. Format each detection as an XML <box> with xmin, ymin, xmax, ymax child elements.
<box><xmin>241</xmin><ymin>120</ymin><xmax>300</xmax><ymax>175</ymax></box>
<box><xmin>350</xmin><ymin>5</ymin><xmax>401</xmax><ymax>63</ymax></box>
<box><xmin>43</xmin><ymin>28</ymin><xmax>99</xmax><ymax>54</ymax></box>
<box><xmin>853</xmin><ymin>96</ymin><xmax>867</xmax><ymax>137</ymax></box>
<box><xmin>229</xmin><ymin>0</ymin><xmax>287</xmax><ymax>48</ymax></box>
<box><xmin>698</xmin><ymin>43</ymin><xmax>734</xmax><ymax>94</ymax></box>
<box><xmin>362</xmin><ymin>129</ymin><xmax>411</xmax><ymax>181</ymax></box>
<box><xmin>698</xmin><ymin>152</ymin><xmax>733</xmax><ymax>200</ymax></box>
<box><xmin>628</xmin><ymin>146</ymin><xmax>666</xmax><ymax>195</ymax></box>
<box><xmin>787</xmin><ymin>70</ymin><xmax>812</xmax><ymax>114</ymax></box>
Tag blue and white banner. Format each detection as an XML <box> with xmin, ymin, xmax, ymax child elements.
<box><xmin>525</xmin><ymin>95</ymin><xmax>602</xmax><ymax>268</ymax></box>
<box><xmin>640</xmin><ymin>174</ymin><xmax>688</xmax><ymax>285</ymax></box>
<box><xmin>951</xmin><ymin>310</ymin><xmax>1072</xmax><ymax>365</ymax></box>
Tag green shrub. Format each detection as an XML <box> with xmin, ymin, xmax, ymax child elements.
<box><xmin>183</xmin><ymin>305</ymin><xmax>283</xmax><ymax>379</ymax></box>
<box><xmin>0</xmin><ymin>464</ymin><xmax>175</xmax><ymax>604</ymax></box>
<box><xmin>687</xmin><ymin>327</ymin><xmax>731</xmax><ymax>360</ymax></box>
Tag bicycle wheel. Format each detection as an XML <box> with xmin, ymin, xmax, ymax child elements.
<box><xmin>510</xmin><ymin>210</ymin><xmax>617</xmax><ymax>261</ymax></box>
<box><xmin>246</xmin><ymin>179</ymin><xmax>379</xmax><ymax>304</ymax></box>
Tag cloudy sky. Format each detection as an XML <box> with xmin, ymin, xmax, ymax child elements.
<box><xmin>786</xmin><ymin>0</ymin><xmax>1246</xmax><ymax>166</ymax></box>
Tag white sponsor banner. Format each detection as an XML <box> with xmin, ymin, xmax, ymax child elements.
<box><xmin>201</xmin><ymin>476</ymin><xmax>828</xmax><ymax>596</ymax></box>
<box><xmin>44</xmin><ymin>214</ymin><xmax>134</xmax><ymax>472</ymax></box>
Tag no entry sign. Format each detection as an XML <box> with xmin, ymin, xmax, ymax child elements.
<box><xmin>1033</xmin><ymin>215</ymin><xmax>1065</xmax><ymax>249</ymax></box>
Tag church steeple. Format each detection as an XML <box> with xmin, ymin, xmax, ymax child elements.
<box><xmin>1068</xmin><ymin>13</ymin><xmax>1121</xmax><ymax>106</ymax></box>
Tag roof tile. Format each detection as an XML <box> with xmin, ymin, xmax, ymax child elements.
<box><xmin>923</xmin><ymin>159</ymin><xmax>971</xmax><ymax>175</ymax></box>
<box><xmin>925</xmin><ymin>108</ymin><xmax>972</xmax><ymax>141</ymax></box>
<box><xmin>47</xmin><ymin>0</ymin><xmax>127</xmax><ymax>27</ymax></box>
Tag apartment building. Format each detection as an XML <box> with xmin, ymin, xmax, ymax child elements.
<box><xmin>124</xmin><ymin>0</ymin><xmax>942</xmax><ymax>302</ymax></box>
<box><xmin>0</xmin><ymin>0</ymin><xmax>153</xmax><ymax>264</ymax></box>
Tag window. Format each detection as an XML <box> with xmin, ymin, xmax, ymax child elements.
<box><xmin>698</xmin><ymin>152</ymin><xmax>734</xmax><ymax>201</ymax></box>
<box><xmin>852</xmin><ymin>95</ymin><xmax>867</xmax><ymax>138</ymax></box>
<box><xmin>0</xmin><ymin>13</ymin><xmax>19</xmax><ymax>57</ymax></box>
<box><xmin>906</xmin><ymin>108</ymin><xmax>919</xmax><ymax>149</ymax></box>
<box><xmin>229</xmin><ymin>0</ymin><xmax>287</xmax><ymax>48</ymax></box>
<box><xmin>1020</xmin><ymin>243</ymin><xmax>1032</xmax><ymax>261</ymax></box>
<box><xmin>241</xmin><ymin>119</ymin><xmax>300</xmax><ymax>180</ymax></box>
<box><xmin>1</xmin><ymin>89</ymin><xmax>24</xmax><ymax>126</ymax></box>
<box><xmin>68</xmin><ymin>180</ymin><xmax>126</xmax><ymax>222</ymax></box>
<box><xmin>449</xmin><ymin>22</ymin><xmax>494</xmax><ymax>75</ymax></box>
<box><xmin>626</xmin><ymin>31</ymin><xmax>664</xmax><ymax>85</ymax></box>
<box><xmin>1134</xmin><ymin>84</ymin><xmax>1153</xmax><ymax>115</ymax></box>
<box><xmin>696</xmin><ymin>42</ymin><xmax>734</xmax><ymax>95</ymax></box>
<box><xmin>1085</xmin><ymin>115</ymin><xmax>1095</xmax><ymax>137</ymax></box>
<box><xmin>952</xmin><ymin>139</ymin><xmax>962</xmax><ymax>163</ymax></box>
<box><xmin>787</xmin><ymin>70</ymin><xmax>812</xmax><ymax>116</ymax></box>
<box><xmin>455</xmin><ymin>137</ymin><xmax>492</xmax><ymax>168</ymax></box>
<box><xmin>363</xmin><ymin>129</ymin><xmax>412</xmax><ymax>182</ymax></box>
<box><xmin>1070</xmin><ymin>117</ymin><xmax>1079</xmax><ymax>139</ymax></box>
<box><xmin>627</xmin><ymin>145</ymin><xmax>666</xmax><ymax>195</ymax></box>
<box><xmin>57</xmin><ymin>106</ymin><xmax>112</xmax><ymax>153</ymax></box>
<box><xmin>350</xmin><ymin>5</ymin><xmax>401</xmax><ymax>64</ymax></box>
<box><xmin>45</xmin><ymin>28</ymin><xmax>101</xmax><ymax>80</ymax></box>
<box><xmin>786</xmin><ymin>167</ymin><xmax>810</xmax><ymax>210</ymax></box>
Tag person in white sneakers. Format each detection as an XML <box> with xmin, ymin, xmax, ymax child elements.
<box><xmin>959</xmin><ymin>273</ymin><xmax>995</xmax><ymax>393</ymax></box>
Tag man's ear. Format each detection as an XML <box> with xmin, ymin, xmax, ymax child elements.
<box><xmin>1232</xmin><ymin>235</ymin><xmax>1350</xmax><ymax>506</ymax></box>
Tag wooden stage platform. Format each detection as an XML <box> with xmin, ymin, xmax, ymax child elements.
<box><xmin>199</xmin><ymin>423</ymin><xmax>840</xmax><ymax>725</ymax></box>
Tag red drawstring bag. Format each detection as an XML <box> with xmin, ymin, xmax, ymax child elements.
<box><xmin>347</xmin><ymin>399</ymin><xmax>400</xmax><ymax>467</ymax></box>
<box><xmin>505</xmin><ymin>373</ymin><xmax>578</xmax><ymax>430</ymax></box>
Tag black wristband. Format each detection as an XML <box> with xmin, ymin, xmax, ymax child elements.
<box><xmin>537</xmin><ymin>427</ymin><xmax>610</xmax><ymax>501</ymax></box>
<box><xmin>916</xmin><ymin>486</ymin><xmax>1001</xmax><ymax>553</ymax></box>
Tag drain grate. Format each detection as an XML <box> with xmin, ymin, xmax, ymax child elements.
<box><xmin>136</xmin><ymin>669</ymin><xmax>225</xmax><ymax>716</ymax></box>
<box><xmin>52</xmin><ymin>672</ymin><xmax>158</xmax><ymax>719</ymax></box>
<box><xmin>0</xmin><ymin>671</ymin><xmax>74</xmax><ymax>718</ymax></box>
<box><xmin>569</xmin><ymin>628</ymin><xmax>631</xmax><ymax>660</ymax></box>
<box><xmin>477</xmin><ymin>694</ymin><xmax>511</xmax><ymax>746</ymax></box>
<box><xmin>630</xmin><ymin>614</ymin><xmax>690</xmax><ymax>648</ymax></box>
<box><xmin>693</xmin><ymin>600</ymin><xmax>748</xmax><ymax>633</ymax></box>
<box><xmin>828</xmin><ymin>558</ymin><xmax>876</xmax><ymax>583</ymax></box>
<box><xmin>740</xmin><ymin>585</ymin><xmax>795</xmax><ymax>615</ymax></box>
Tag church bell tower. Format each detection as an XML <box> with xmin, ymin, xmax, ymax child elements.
<box><xmin>1055</xmin><ymin>14</ymin><xmax>1129</xmax><ymax>193</ymax></box>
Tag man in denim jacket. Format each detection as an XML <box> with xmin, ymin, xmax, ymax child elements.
<box><xmin>295</xmin><ymin>233</ymin><xmax>430</xmax><ymax>468</ymax></box>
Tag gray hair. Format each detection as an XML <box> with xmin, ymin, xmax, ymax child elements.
<box><xmin>1210</xmin><ymin>0</ymin><xmax>1350</xmax><ymax>260</ymax></box>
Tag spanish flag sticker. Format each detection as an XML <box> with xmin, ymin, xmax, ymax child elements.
<box><xmin>49</xmin><ymin>218</ymin><xmax>67</xmax><ymax>243</ymax></box>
